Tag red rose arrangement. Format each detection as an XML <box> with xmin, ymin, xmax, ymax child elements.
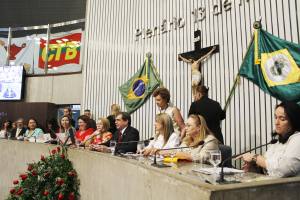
<box><xmin>6</xmin><ymin>146</ymin><xmax>80</xmax><ymax>200</ymax></box>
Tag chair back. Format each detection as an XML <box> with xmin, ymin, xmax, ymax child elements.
<box><xmin>219</xmin><ymin>144</ymin><xmax>232</xmax><ymax>167</ymax></box>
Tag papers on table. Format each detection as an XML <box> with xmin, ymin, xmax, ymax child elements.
<box><xmin>193</xmin><ymin>167</ymin><xmax>244</xmax><ymax>175</ymax></box>
<box><xmin>27</xmin><ymin>134</ymin><xmax>54</xmax><ymax>143</ymax></box>
<box><xmin>121</xmin><ymin>153</ymin><xmax>140</xmax><ymax>157</ymax></box>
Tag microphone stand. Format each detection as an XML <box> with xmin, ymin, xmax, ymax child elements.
<box><xmin>82</xmin><ymin>132</ymin><xmax>103</xmax><ymax>149</ymax></box>
<box><xmin>114</xmin><ymin>137</ymin><xmax>154</xmax><ymax>155</ymax></box>
<box><xmin>218</xmin><ymin>139</ymin><xmax>278</xmax><ymax>183</ymax></box>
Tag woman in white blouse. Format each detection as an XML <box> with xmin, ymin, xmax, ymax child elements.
<box><xmin>237</xmin><ymin>101</ymin><xmax>300</xmax><ymax>177</ymax></box>
<box><xmin>143</xmin><ymin>113</ymin><xmax>180</xmax><ymax>156</ymax></box>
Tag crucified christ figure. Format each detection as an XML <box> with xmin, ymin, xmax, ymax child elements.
<box><xmin>178</xmin><ymin>54</ymin><xmax>202</xmax><ymax>95</ymax></box>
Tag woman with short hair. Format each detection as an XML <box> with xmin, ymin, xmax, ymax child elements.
<box><xmin>153</xmin><ymin>87</ymin><xmax>185</xmax><ymax>139</ymax></box>
<box><xmin>75</xmin><ymin>115</ymin><xmax>94</xmax><ymax>144</ymax></box>
<box><xmin>84</xmin><ymin>117</ymin><xmax>112</xmax><ymax>148</ymax></box>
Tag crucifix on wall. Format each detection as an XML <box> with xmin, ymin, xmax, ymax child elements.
<box><xmin>178</xmin><ymin>30</ymin><xmax>219</xmax><ymax>96</ymax></box>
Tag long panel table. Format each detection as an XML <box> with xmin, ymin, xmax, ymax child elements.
<box><xmin>1</xmin><ymin>140</ymin><xmax>300</xmax><ymax>200</ymax></box>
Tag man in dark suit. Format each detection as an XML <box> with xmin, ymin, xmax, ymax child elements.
<box><xmin>10</xmin><ymin>118</ymin><xmax>26</xmax><ymax>139</ymax></box>
<box><xmin>188</xmin><ymin>85</ymin><xmax>225</xmax><ymax>144</ymax></box>
<box><xmin>84</xmin><ymin>109</ymin><xmax>97</xmax><ymax>130</ymax></box>
<box><xmin>113</xmin><ymin>112</ymin><xmax>139</xmax><ymax>153</ymax></box>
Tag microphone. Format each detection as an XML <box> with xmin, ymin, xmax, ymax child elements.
<box><xmin>114</xmin><ymin>137</ymin><xmax>154</xmax><ymax>155</ymax></box>
<box><xmin>63</xmin><ymin>128</ymin><xmax>76</xmax><ymax>147</ymax></box>
<box><xmin>81</xmin><ymin>131</ymin><xmax>103</xmax><ymax>149</ymax></box>
<box><xmin>151</xmin><ymin>141</ymin><xmax>205</xmax><ymax>167</ymax></box>
<box><xmin>116</xmin><ymin>137</ymin><xmax>154</xmax><ymax>144</ymax></box>
<box><xmin>218</xmin><ymin>138</ymin><xmax>278</xmax><ymax>183</ymax></box>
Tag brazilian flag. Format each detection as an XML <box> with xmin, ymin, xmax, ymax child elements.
<box><xmin>119</xmin><ymin>53</ymin><xmax>162</xmax><ymax>113</ymax></box>
<box><xmin>239</xmin><ymin>28</ymin><xmax>300</xmax><ymax>103</ymax></box>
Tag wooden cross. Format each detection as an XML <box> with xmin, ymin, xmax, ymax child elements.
<box><xmin>178</xmin><ymin>30</ymin><xmax>219</xmax><ymax>95</ymax></box>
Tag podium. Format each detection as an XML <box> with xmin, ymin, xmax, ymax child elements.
<box><xmin>1</xmin><ymin>140</ymin><xmax>300</xmax><ymax>200</ymax></box>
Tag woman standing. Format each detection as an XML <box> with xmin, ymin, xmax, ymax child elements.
<box><xmin>153</xmin><ymin>87</ymin><xmax>185</xmax><ymax>139</ymax></box>
<box><xmin>143</xmin><ymin>113</ymin><xmax>180</xmax><ymax>156</ymax></box>
<box><xmin>237</xmin><ymin>101</ymin><xmax>300</xmax><ymax>177</ymax></box>
<box><xmin>107</xmin><ymin>104</ymin><xmax>121</xmax><ymax>134</ymax></box>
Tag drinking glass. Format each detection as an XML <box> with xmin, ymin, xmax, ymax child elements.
<box><xmin>109</xmin><ymin>140</ymin><xmax>117</xmax><ymax>155</ymax></box>
<box><xmin>208</xmin><ymin>150</ymin><xmax>222</xmax><ymax>175</ymax></box>
<box><xmin>137</xmin><ymin>141</ymin><xmax>145</xmax><ymax>155</ymax></box>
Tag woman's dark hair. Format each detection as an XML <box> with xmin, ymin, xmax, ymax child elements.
<box><xmin>1</xmin><ymin>119</ymin><xmax>12</xmax><ymax>130</ymax></box>
<box><xmin>27</xmin><ymin>118</ymin><xmax>40</xmax><ymax>129</ymax></box>
<box><xmin>153</xmin><ymin>87</ymin><xmax>170</xmax><ymax>103</ymax></box>
<box><xmin>77</xmin><ymin>115</ymin><xmax>91</xmax><ymax>129</ymax></box>
<box><xmin>276</xmin><ymin>101</ymin><xmax>300</xmax><ymax>143</ymax></box>
<box><xmin>46</xmin><ymin>118</ymin><xmax>59</xmax><ymax>132</ymax></box>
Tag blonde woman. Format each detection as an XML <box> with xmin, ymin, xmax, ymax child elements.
<box><xmin>107</xmin><ymin>104</ymin><xmax>121</xmax><ymax>134</ymax></box>
<box><xmin>162</xmin><ymin>114</ymin><xmax>219</xmax><ymax>162</ymax></box>
<box><xmin>84</xmin><ymin>117</ymin><xmax>112</xmax><ymax>148</ymax></box>
<box><xmin>143</xmin><ymin>113</ymin><xmax>180</xmax><ymax>156</ymax></box>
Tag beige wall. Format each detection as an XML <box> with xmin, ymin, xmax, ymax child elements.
<box><xmin>24</xmin><ymin>73</ymin><xmax>82</xmax><ymax>104</ymax></box>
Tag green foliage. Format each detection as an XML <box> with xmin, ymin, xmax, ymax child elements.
<box><xmin>7</xmin><ymin>146</ymin><xmax>80</xmax><ymax>200</ymax></box>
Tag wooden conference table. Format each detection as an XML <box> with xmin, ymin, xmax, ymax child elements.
<box><xmin>0</xmin><ymin>140</ymin><xmax>300</xmax><ymax>200</ymax></box>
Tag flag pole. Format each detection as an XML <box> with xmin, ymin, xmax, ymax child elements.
<box><xmin>223</xmin><ymin>20</ymin><xmax>262</xmax><ymax>111</ymax></box>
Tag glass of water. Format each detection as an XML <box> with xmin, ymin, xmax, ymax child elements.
<box><xmin>137</xmin><ymin>141</ymin><xmax>145</xmax><ymax>155</ymax></box>
<box><xmin>110</xmin><ymin>140</ymin><xmax>117</xmax><ymax>155</ymax></box>
<box><xmin>208</xmin><ymin>150</ymin><xmax>222</xmax><ymax>175</ymax></box>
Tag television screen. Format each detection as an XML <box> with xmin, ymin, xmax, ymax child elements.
<box><xmin>0</xmin><ymin>66</ymin><xmax>25</xmax><ymax>101</ymax></box>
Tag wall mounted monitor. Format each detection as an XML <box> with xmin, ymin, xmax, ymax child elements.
<box><xmin>0</xmin><ymin>66</ymin><xmax>25</xmax><ymax>101</ymax></box>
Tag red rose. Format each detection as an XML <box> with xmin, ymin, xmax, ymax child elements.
<box><xmin>67</xmin><ymin>171</ymin><xmax>76</xmax><ymax>177</ymax></box>
<box><xmin>58</xmin><ymin>193</ymin><xmax>64</xmax><ymax>200</ymax></box>
<box><xmin>51</xmin><ymin>149</ymin><xmax>57</xmax><ymax>154</ymax></box>
<box><xmin>56</xmin><ymin>177</ymin><xmax>64</xmax><ymax>186</ymax></box>
<box><xmin>16</xmin><ymin>187</ymin><xmax>23</xmax><ymax>195</ymax></box>
<box><xmin>57</xmin><ymin>146</ymin><xmax>61</xmax><ymax>152</ymax></box>
<box><xmin>32</xmin><ymin>170</ymin><xmax>37</xmax><ymax>176</ymax></box>
<box><xmin>13</xmin><ymin>180</ymin><xmax>19</xmax><ymax>185</ymax></box>
<box><xmin>44</xmin><ymin>171</ymin><xmax>50</xmax><ymax>178</ymax></box>
<box><xmin>19</xmin><ymin>174</ymin><xmax>28</xmax><ymax>181</ymax></box>
<box><xmin>27</xmin><ymin>165</ymin><xmax>33</xmax><ymax>171</ymax></box>
<box><xmin>41</xmin><ymin>155</ymin><xmax>46</xmax><ymax>161</ymax></box>
<box><xmin>10</xmin><ymin>188</ymin><xmax>16</xmax><ymax>194</ymax></box>
<box><xmin>43</xmin><ymin>190</ymin><xmax>49</xmax><ymax>196</ymax></box>
<box><xmin>60</xmin><ymin>154</ymin><xmax>65</xmax><ymax>159</ymax></box>
<box><xmin>68</xmin><ymin>192</ymin><xmax>75</xmax><ymax>200</ymax></box>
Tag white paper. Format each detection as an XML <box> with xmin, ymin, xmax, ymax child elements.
<box><xmin>193</xmin><ymin>167</ymin><xmax>244</xmax><ymax>175</ymax></box>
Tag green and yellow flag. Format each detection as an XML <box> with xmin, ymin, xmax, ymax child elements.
<box><xmin>119</xmin><ymin>53</ymin><xmax>162</xmax><ymax>113</ymax></box>
<box><xmin>239</xmin><ymin>28</ymin><xmax>300</xmax><ymax>103</ymax></box>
